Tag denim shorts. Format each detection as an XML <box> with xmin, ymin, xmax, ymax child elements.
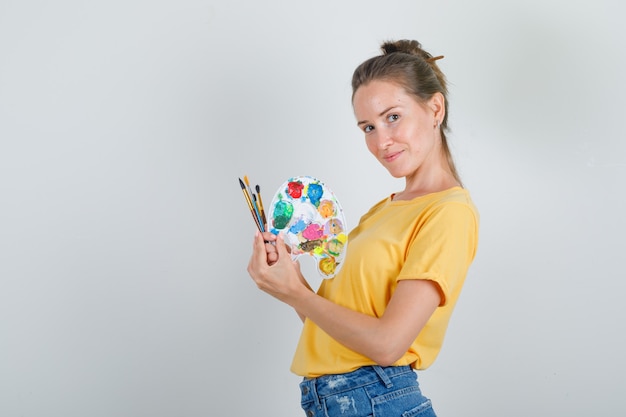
<box><xmin>300</xmin><ymin>365</ymin><xmax>436</xmax><ymax>417</ymax></box>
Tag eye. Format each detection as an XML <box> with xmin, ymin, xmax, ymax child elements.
<box><xmin>387</xmin><ymin>114</ymin><xmax>399</xmax><ymax>123</ymax></box>
<box><xmin>363</xmin><ymin>125</ymin><xmax>374</xmax><ymax>133</ymax></box>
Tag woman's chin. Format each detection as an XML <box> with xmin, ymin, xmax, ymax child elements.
<box><xmin>385</xmin><ymin>167</ymin><xmax>407</xmax><ymax>179</ymax></box>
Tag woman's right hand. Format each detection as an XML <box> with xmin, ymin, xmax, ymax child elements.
<box><xmin>260</xmin><ymin>230</ymin><xmax>279</xmax><ymax>265</ymax></box>
<box><xmin>247</xmin><ymin>231</ymin><xmax>312</xmax><ymax>304</ymax></box>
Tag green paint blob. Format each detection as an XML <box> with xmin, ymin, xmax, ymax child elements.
<box><xmin>272</xmin><ymin>200</ymin><xmax>294</xmax><ymax>229</ymax></box>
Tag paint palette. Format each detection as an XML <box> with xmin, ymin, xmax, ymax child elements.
<box><xmin>268</xmin><ymin>176</ymin><xmax>348</xmax><ymax>278</ymax></box>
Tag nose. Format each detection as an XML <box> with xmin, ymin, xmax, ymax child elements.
<box><xmin>375</xmin><ymin>128</ymin><xmax>393</xmax><ymax>150</ymax></box>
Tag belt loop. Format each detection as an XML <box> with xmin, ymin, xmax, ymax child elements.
<box><xmin>311</xmin><ymin>378</ymin><xmax>322</xmax><ymax>409</ymax></box>
<box><xmin>372</xmin><ymin>365</ymin><xmax>393</xmax><ymax>388</ymax></box>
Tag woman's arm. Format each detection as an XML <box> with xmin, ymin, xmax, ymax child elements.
<box><xmin>247</xmin><ymin>231</ymin><xmax>441</xmax><ymax>365</ymax></box>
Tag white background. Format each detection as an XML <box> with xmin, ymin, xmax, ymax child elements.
<box><xmin>1</xmin><ymin>1</ymin><xmax>625</xmax><ymax>416</ymax></box>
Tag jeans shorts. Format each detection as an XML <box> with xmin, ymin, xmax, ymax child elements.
<box><xmin>300</xmin><ymin>365</ymin><xmax>436</xmax><ymax>417</ymax></box>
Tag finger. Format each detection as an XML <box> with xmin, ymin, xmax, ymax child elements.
<box><xmin>250</xmin><ymin>230</ymin><xmax>268</xmax><ymax>268</ymax></box>
<box><xmin>265</xmin><ymin>240</ymin><xmax>279</xmax><ymax>264</ymax></box>
<box><xmin>275</xmin><ymin>233</ymin><xmax>292</xmax><ymax>258</ymax></box>
<box><xmin>262</xmin><ymin>231</ymin><xmax>277</xmax><ymax>243</ymax></box>
<box><xmin>265</xmin><ymin>240</ymin><xmax>278</xmax><ymax>254</ymax></box>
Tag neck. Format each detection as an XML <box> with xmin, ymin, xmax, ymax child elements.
<box><xmin>394</xmin><ymin>167</ymin><xmax>460</xmax><ymax>201</ymax></box>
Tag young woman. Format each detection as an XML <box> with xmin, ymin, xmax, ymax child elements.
<box><xmin>247</xmin><ymin>39</ymin><xmax>479</xmax><ymax>417</ymax></box>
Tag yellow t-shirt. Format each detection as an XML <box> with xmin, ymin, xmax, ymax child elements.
<box><xmin>290</xmin><ymin>187</ymin><xmax>479</xmax><ymax>377</ymax></box>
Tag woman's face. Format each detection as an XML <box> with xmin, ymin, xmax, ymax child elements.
<box><xmin>352</xmin><ymin>80</ymin><xmax>443</xmax><ymax>180</ymax></box>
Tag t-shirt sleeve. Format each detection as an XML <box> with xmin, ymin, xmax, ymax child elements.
<box><xmin>396</xmin><ymin>201</ymin><xmax>479</xmax><ymax>306</ymax></box>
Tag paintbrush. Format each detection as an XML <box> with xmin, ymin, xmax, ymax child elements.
<box><xmin>244</xmin><ymin>175</ymin><xmax>265</xmax><ymax>231</ymax></box>
<box><xmin>238</xmin><ymin>177</ymin><xmax>264</xmax><ymax>232</ymax></box>
<box><xmin>255</xmin><ymin>184</ymin><xmax>267</xmax><ymax>227</ymax></box>
<box><xmin>243</xmin><ymin>175</ymin><xmax>254</xmax><ymax>201</ymax></box>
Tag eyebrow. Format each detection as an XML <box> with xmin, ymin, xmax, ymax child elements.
<box><xmin>356</xmin><ymin>106</ymin><xmax>397</xmax><ymax>126</ymax></box>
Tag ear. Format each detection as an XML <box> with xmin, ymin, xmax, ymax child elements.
<box><xmin>428</xmin><ymin>92</ymin><xmax>446</xmax><ymax>124</ymax></box>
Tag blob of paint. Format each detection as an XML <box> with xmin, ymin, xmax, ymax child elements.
<box><xmin>287</xmin><ymin>181</ymin><xmax>304</xmax><ymax>199</ymax></box>
<box><xmin>302</xmin><ymin>223</ymin><xmax>324</xmax><ymax>240</ymax></box>
<box><xmin>272</xmin><ymin>200</ymin><xmax>294</xmax><ymax>229</ymax></box>
<box><xmin>299</xmin><ymin>239</ymin><xmax>323</xmax><ymax>252</ymax></box>
<box><xmin>307</xmin><ymin>183</ymin><xmax>323</xmax><ymax>207</ymax></box>
<box><xmin>318</xmin><ymin>200</ymin><xmax>335</xmax><ymax>218</ymax></box>
<box><xmin>325</xmin><ymin>218</ymin><xmax>344</xmax><ymax>235</ymax></box>
<box><xmin>326</xmin><ymin>238</ymin><xmax>345</xmax><ymax>256</ymax></box>
<box><xmin>318</xmin><ymin>257</ymin><xmax>337</xmax><ymax>275</ymax></box>
<box><xmin>288</xmin><ymin>218</ymin><xmax>308</xmax><ymax>234</ymax></box>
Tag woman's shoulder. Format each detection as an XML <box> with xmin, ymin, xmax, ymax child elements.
<box><xmin>434</xmin><ymin>186</ymin><xmax>474</xmax><ymax>205</ymax></box>
<box><xmin>427</xmin><ymin>187</ymin><xmax>479</xmax><ymax>225</ymax></box>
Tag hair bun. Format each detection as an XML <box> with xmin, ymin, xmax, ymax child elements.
<box><xmin>381</xmin><ymin>39</ymin><xmax>440</xmax><ymax>63</ymax></box>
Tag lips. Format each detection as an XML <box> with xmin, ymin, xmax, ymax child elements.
<box><xmin>382</xmin><ymin>150</ymin><xmax>402</xmax><ymax>163</ymax></box>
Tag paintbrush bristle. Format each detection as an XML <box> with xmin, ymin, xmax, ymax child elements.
<box><xmin>243</xmin><ymin>175</ymin><xmax>251</xmax><ymax>186</ymax></box>
<box><xmin>238</xmin><ymin>177</ymin><xmax>245</xmax><ymax>188</ymax></box>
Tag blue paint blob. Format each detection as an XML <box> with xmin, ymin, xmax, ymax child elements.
<box><xmin>307</xmin><ymin>183</ymin><xmax>323</xmax><ymax>207</ymax></box>
<box><xmin>288</xmin><ymin>218</ymin><xmax>308</xmax><ymax>234</ymax></box>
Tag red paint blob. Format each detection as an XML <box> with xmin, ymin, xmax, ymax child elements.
<box><xmin>287</xmin><ymin>181</ymin><xmax>304</xmax><ymax>198</ymax></box>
